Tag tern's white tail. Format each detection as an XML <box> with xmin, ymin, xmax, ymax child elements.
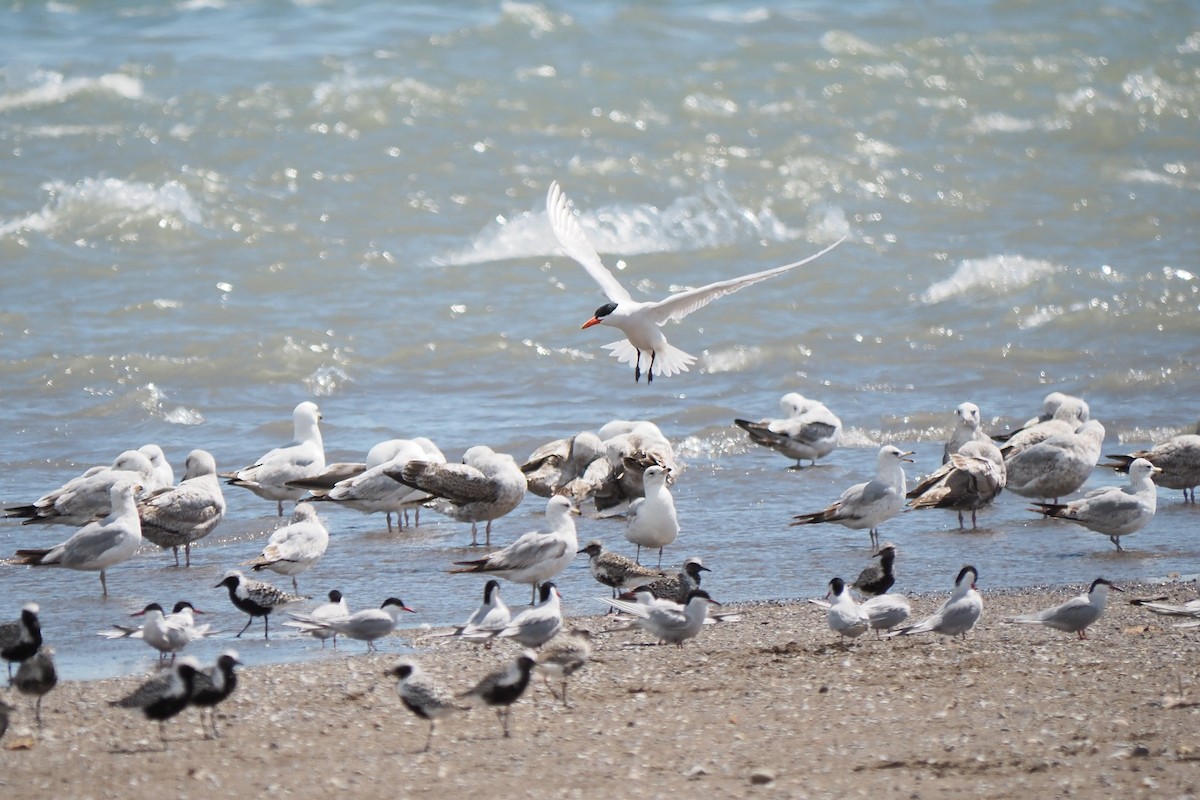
<box><xmin>602</xmin><ymin>339</ymin><xmax>696</xmax><ymax>378</ymax></box>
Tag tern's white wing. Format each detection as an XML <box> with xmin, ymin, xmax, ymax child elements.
<box><xmin>546</xmin><ymin>181</ymin><xmax>632</xmax><ymax>305</ymax></box>
<box><xmin>646</xmin><ymin>235</ymin><xmax>846</xmax><ymax>325</ymax></box>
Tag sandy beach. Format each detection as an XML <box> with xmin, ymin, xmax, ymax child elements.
<box><xmin>3</xmin><ymin>580</ymin><xmax>1200</xmax><ymax>799</ymax></box>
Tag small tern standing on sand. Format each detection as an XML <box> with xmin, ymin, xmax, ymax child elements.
<box><xmin>599</xmin><ymin>589</ymin><xmax>720</xmax><ymax>647</ymax></box>
<box><xmin>493</xmin><ymin>582</ymin><xmax>563</xmax><ymax>648</ymax></box>
<box><xmin>888</xmin><ymin>566</ymin><xmax>982</xmax><ymax>640</ymax></box>
<box><xmin>288</xmin><ymin>598</ymin><xmax>416</xmax><ymax>652</ymax></box>
<box><xmin>546</xmin><ymin>180</ymin><xmax>845</xmax><ymax>383</ymax></box>
<box><xmin>823</xmin><ymin>577</ymin><xmax>870</xmax><ymax>642</ymax></box>
<box><xmin>1005</xmin><ymin>578</ymin><xmax>1122</xmax><ymax>639</ymax></box>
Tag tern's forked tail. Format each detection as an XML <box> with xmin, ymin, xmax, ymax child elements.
<box><xmin>602</xmin><ymin>339</ymin><xmax>696</xmax><ymax>379</ymax></box>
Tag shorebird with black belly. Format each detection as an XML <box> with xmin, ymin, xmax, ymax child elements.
<box><xmin>110</xmin><ymin>658</ymin><xmax>200</xmax><ymax>747</ymax></box>
<box><xmin>1</xmin><ymin>602</ymin><xmax>42</xmax><ymax>680</ymax></box>
<box><xmin>14</xmin><ymin>645</ymin><xmax>57</xmax><ymax>726</ymax></box>
<box><xmin>189</xmin><ymin>649</ymin><xmax>242</xmax><ymax>738</ymax></box>
<box><xmin>387</xmin><ymin>658</ymin><xmax>466</xmax><ymax>753</ymax></box>
<box><xmin>459</xmin><ymin>652</ymin><xmax>538</xmax><ymax>738</ymax></box>
<box><xmin>215</xmin><ymin>570</ymin><xmax>305</xmax><ymax>639</ymax></box>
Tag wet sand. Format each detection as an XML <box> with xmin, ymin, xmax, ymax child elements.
<box><xmin>3</xmin><ymin>580</ymin><xmax>1200</xmax><ymax>799</ymax></box>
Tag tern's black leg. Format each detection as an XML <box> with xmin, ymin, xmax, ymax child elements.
<box><xmin>648</xmin><ymin>351</ymin><xmax>656</xmax><ymax>383</ymax></box>
<box><xmin>634</xmin><ymin>350</ymin><xmax>643</xmax><ymax>382</ymax></box>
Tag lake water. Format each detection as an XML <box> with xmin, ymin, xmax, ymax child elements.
<box><xmin>1</xmin><ymin>0</ymin><xmax>1197</xmax><ymax>680</ymax></box>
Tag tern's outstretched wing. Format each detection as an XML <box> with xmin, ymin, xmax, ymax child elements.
<box><xmin>546</xmin><ymin>181</ymin><xmax>633</xmax><ymax>305</ymax></box>
<box><xmin>647</xmin><ymin>235</ymin><xmax>846</xmax><ymax>325</ymax></box>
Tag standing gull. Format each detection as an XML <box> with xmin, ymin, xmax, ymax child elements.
<box><xmin>390</xmin><ymin>445</ymin><xmax>526</xmax><ymax>546</ymax></box>
<box><xmin>888</xmin><ymin>566</ymin><xmax>982</xmax><ymax>640</ymax></box>
<box><xmin>225</xmin><ymin>401</ymin><xmax>326</xmax><ymax>516</ymax></box>
<box><xmin>1006</xmin><ymin>579</ymin><xmax>1122</xmax><ymax>639</ymax></box>
<box><xmin>297</xmin><ymin>437</ymin><xmax>446</xmax><ymax>530</ymax></box>
<box><xmin>907</xmin><ymin>439</ymin><xmax>1006</xmax><ymax>529</ymax></box>
<box><xmin>624</xmin><ymin>465</ymin><xmax>679</xmax><ymax>566</ymax></box>
<box><xmin>1105</xmin><ymin>430</ymin><xmax>1200</xmax><ymax>504</ymax></box>
<box><xmin>449</xmin><ymin>495</ymin><xmax>578</xmax><ymax>602</ymax></box>
<box><xmin>214</xmin><ymin>570</ymin><xmax>305</xmax><ymax>639</ymax></box>
<box><xmin>1029</xmin><ymin>458</ymin><xmax>1159</xmax><ymax>551</ymax></box>
<box><xmin>138</xmin><ymin>449</ymin><xmax>226</xmax><ymax>567</ymax></box>
<box><xmin>458</xmin><ymin>652</ymin><xmax>538</xmax><ymax>738</ymax></box>
<box><xmin>189</xmin><ymin>649</ymin><xmax>242</xmax><ymax>738</ymax></box>
<box><xmin>13</xmin><ymin>481</ymin><xmax>143</xmax><ymax>596</ymax></box>
<box><xmin>386</xmin><ymin>659</ymin><xmax>466</xmax><ymax>753</ymax></box>
<box><xmin>546</xmin><ymin>180</ymin><xmax>845</xmax><ymax>382</ymax></box>
<box><xmin>1005</xmin><ymin>420</ymin><xmax>1106</xmax><ymax>504</ymax></box>
<box><xmin>734</xmin><ymin>392</ymin><xmax>842</xmax><ymax>468</ymax></box>
<box><xmin>13</xmin><ymin>645</ymin><xmax>57</xmax><ymax>726</ymax></box>
<box><xmin>994</xmin><ymin>391</ymin><xmax>1090</xmax><ymax>443</ymax></box>
<box><xmin>241</xmin><ymin>503</ymin><xmax>330</xmax><ymax>593</ymax></box>
<box><xmin>1</xmin><ymin>602</ymin><xmax>43</xmax><ymax>680</ymax></box>
<box><xmin>942</xmin><ymin>402</ymin><xmax>993</xmax><ymax>464</ymax></box>
<box><xmin>790</xmin><ymin>445</ymin><xmax>913</xmax><ymax>548</ymax></box>
<box><xmin>5</xmin><ymin>449</ymin><xmax>154</xmax><ymax>526</ymax></box>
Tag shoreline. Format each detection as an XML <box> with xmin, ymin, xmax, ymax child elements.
<box><xmin>3</xmin><ymin>579</ymin><xmax>1200</xmax><ymax>798</ymax></box>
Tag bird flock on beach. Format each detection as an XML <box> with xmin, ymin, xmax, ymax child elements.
<box><xmin>2</xmin><ymin>183</ymin><xmax>1200</xmax><ymax>748</ymax></box>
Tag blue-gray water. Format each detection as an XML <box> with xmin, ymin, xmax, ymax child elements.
<box><xmin>1</xmin><ymin>0</ymin><xmax>1197</xmax><ymax>681</ymax></box>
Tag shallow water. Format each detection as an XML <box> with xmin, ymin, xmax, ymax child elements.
<box><xmin>1</xmin><ymin>0</ymin><xmax>1197</xmax><ymax>680</ymax></box>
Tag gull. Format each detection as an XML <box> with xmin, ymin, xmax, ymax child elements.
<box><xmin>5</xmin><ymin>449</ymin><xmax>154</xmax><ymax>526</ymax></box>
<box><xmin>110</xmin><ymin>657</ymin><xmax>200</xmax><ymax>747</ymax></box>
<box><xmin>458</xmin><ymin>651</ymin><xmax>538</xmax><ymax>738</ymax></box>
<box><xmin>733</xmin><ymin>392</ymin><xmax>842</xmax><ymax>468</ymax></box>
<box><xmin>1005</xmin><ymin>419</ymin><xmax>1106</xmax><ymax>503</ymax></box>
<box><xmin>13</xmin><ymin>481</ymin><xmax>143</xmax><ymax>596</ymax></box>
<box><xmin>1005</xmin><ymin>578</ymin><xmax>1122</xmax><ymax>639</ymax></box>
<box><xmin>790</xmin><ymin>445</ymin><xmax>914</xmax><ymax>548</ymax></box>
<box><xmin>575</xmin><ymin>422</ymin><xmax>679</xmax><ymax>516</ymax></box>
<box><xmin>851</xmin><ymin>543</ymin><xmax>897</xmax><ymax>596</ymax></box>
<box><xmin>241</xmin><ymin>503</ymin><xmax>330</xmax><ymax>592</ymax></box>
<box><xmin>285</xmin><ymin>437</ymin><xmax>419</xmax><ymax>492</ymax></box>
<box><xmin>546</xmin><ymin>180</ymin><xmax>845</xmax><ymax>382</ymax></box>
<box><xmin>598</xmin><ymin>589</ymin><xmax>721</xmax><ymax>647</ymax></box>
<box><xmin>536</xmin><ymin>629</ymin><xmax>593</xmax><ymax>706</ymax></box>
<box><xmin>643</xmin><ymin>556</ymin><xmax>710</xmax><ymax>604</ymax></box>
<box><xmin>942</xmin><ymin>402</ymin><xmax>993</xmax><ymax>464</ymax></box>
<box><xmin>887</xmin><ymin>566</ymin><xmax>982</xmax><ymax>640</ymax></box>
<box><xmin>132</xmin><ymin>601</ymin><xmax>211</xmax><ymax>663</ymax></box>
<box><xmin>138</xmin><ymin>449</ymin><xmax>226</xmax><ymax>567</ymax></box>
<box><xmin>493</xmin><ymin>582</ymin><xmax>563</xmax><ymax>648</ymax></box>
<box><xmin>14</xmin><ymin>646</ymin><xmax>57</xmax><ymax>727</ymax></box>
<box><xmin>284</xmin><ymin>589</ymin><xmax>349</xmax><ymax>647</ymax></box>
<box><xmin>449</xmin><ymin>495</ymin><xmax>578</xmax><ymax>602</ymax></box>
<box><xmin>296</xmin><ymin>438</ymin><xmax>446</xmax><ymax>530</ymax></box>
<box><xmin>390</xmin><ymin>445</ymin><xmax>526</xmax><ymax>546</ymax></box>
<box><xmin>286</xmin><ymin>597</ymin><xmax>416</xmax><ymax>652</ymax></box>
<box><xmin>521</xmin><ymin>432</ymin><xmax>606</xmax><ymax>498</ymax></box>
<box><xmin>624</xmin><ymin>465</ymin><xmax>679</xmax><ymax>566</ymax></box>
<box><xmin>1</xmin><ymin>602</ymin><xmax>43</xmax><ymax>680</ymax></box>
<box><xmin>214</xmin><ymin>570</ymin><xmax>306</xmax><ymax>639</ymax></box>
<box><xmin>823</xmin><ymin>577</ymin><xmax>870</xmax><ymax>642</ymax></box>
<box><xmin>1105</xmin><ymin>430</ymin><xmax>1200</xmax><ymax>504</ymax></box>
<box><xmin>138</xmin><ymin>444</ymin><xmax>175</xmax><ymax>492</ymax></box>
<box><xmin>1029</xmin><ymin>457</ymin><xmax>1159</xmax><ymax>551</ymax></box>
<box><xmin>999</xmin><ymin>402</ymin><xmax>1089</xmax><ymax>457</ymax></box>
<box><xmin>225</xmin><ymin>401</ymin><xmax>326</xmax><ymax>515</ymax></box>
<box><xmin>907</xmin><ymin>439</ymin><xmax>1006</xmax><ymax>528</ymax></box>
<box><xmin>994</xmin><ymin>391</ymin><xmax>1090</xmax><ymax>442</ymax></box>
<box><xmin>578</xmin><ymin>539</ymin><xmax>665</xmax><ymax>599</ymax></box>
<box><xmin>386</xmin><ymin>659</ymin><xmax>467</xmax><ymax>753</ymax></box>
<box><xmin>189</xmin><ymin>649</ymin><xmax>242</xmax><ymax>739</ymax></box>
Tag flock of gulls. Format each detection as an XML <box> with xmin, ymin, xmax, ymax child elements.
<box><xmin>2</xmin><ymin>183</ymin><xmax>1200</xmax><ymax>749</ymax></box>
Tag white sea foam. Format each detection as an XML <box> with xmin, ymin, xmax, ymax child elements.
<box><xmin>0</xmin><ymin>71</ymin><xmax>142</xmax><ymax>112</ymax></box>
<box><xmin>920</xmin><ymin>255</ymin><xmax>1061</xmax><ymax>305</ymax></box>
<box><xmin>0</xmin><ymin>177</ymin><xmax>203</xmax><ymax>238</ymax></box>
